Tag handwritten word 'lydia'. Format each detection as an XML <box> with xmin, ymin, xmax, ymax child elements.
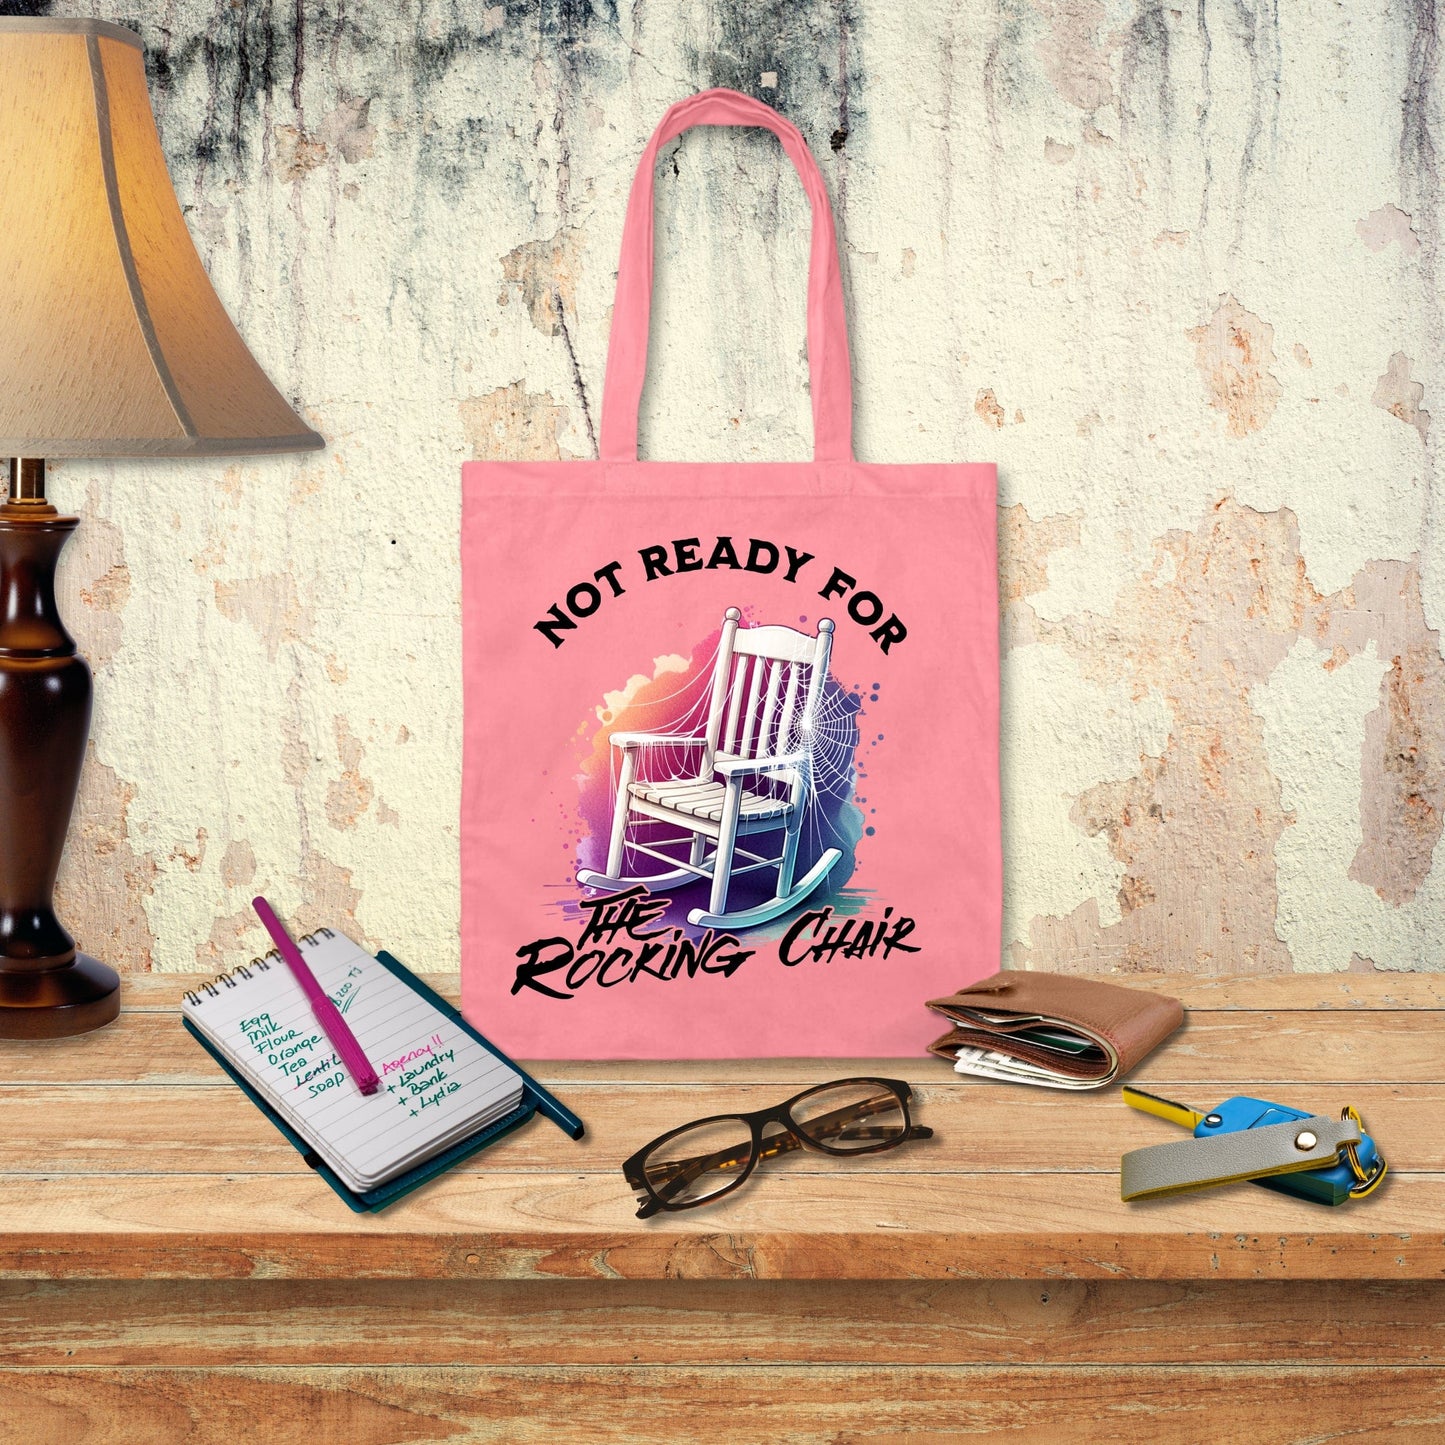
<box><xmin>533</xmin><ymin>535</ymin><xmax>906</xmax><ymax>654</ymax></box>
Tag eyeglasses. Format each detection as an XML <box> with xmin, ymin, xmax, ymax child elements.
<box><xmin>622</xmin><ymin>1077</ymin><xmax>933</xmax><ymax>1218</ymax></box>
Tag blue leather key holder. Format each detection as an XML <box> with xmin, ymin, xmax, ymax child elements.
<box><xmin>1121</xmin><ymin>1088</ymin><xmax>1388</xmax><ymax>1205</ymax></box>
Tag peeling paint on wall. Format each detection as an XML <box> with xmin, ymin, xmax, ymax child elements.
<box><xmin>56</xmin><ymin>481</ymin><xmax>130</xmax><ymax>673</ymax></box>
<box><xmin>324</xmin><ymin>717</ymin><xmax>374</xmax><ymax>831</ymax></box>
<box><xmin>460</xmin><ymin>382</ymin><xmax>570</xmax><ymax>461</ymax></box>
<box><xmin>1326</xmin><ymin>561</ymin><xmax>1445</xmax><ymax>907</ymax></box>
<box><xmin>499</xmin><ymin>228</ymin><xmax>585</xmax><ymax>339</ymax></box>
<box><xmin>214</xmin><ymin>574</ymin><xmax>315</xmax><ymax>660</ymax></box>
<box><xmin>1357</xmin><ymin>203</ymin><xmax>1421</xmax><ymax>254</ymax></box>
<box><xmin>53</xmin><ymin>748</ymin><xmax>158</xmax><ymax>971</ymax></box>
<box><xmin>1373</xmin><ymin>352</ymin><xmax>1432</xmax><ymax>442</ymax></box>
<box><xmin>32</xmin><ymin>1</ymin><xmax>1445</xmax><ymax>978</ymax></box>
<box><xmin>1187</xmin><ymin>295</ymin><xmax>1282</xmax><ymax>440</ymax></box>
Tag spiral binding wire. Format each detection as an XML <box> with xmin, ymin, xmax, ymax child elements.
<box><xmin>183</xmin><ymin>927</ymin><xmax>335</xmax><ymax>1006</ymax></box>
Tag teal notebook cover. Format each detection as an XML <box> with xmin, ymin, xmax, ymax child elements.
<box><xmin>183</xmin><ymin>948</ymin><xmax>583</xmax><ymax>1214</ymax></box>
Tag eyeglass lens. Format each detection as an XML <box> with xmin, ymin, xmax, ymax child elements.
<box><xmin>640</xmin><ymin>1116</ymin><xmax>756</xmax><ymax>1208</ymax></box>
<box><xmin>789</xmin><ymin>1080</ymin><xmax>908</xmax><ymax>1152</ymax></box>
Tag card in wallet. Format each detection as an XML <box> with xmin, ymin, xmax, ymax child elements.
<box><xmin>927</xmin><ymin>971</ymin><xmax>1184</xmax><ymax>1089</ymax></box>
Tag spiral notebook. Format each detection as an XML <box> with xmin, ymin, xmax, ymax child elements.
<box><xmin>182</xmin><ymin>929</ymin><xmax>551</xmax><ymax>1205</ymax></box>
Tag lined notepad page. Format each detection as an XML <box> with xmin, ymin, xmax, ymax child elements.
<box><xmin>183</xmin><ymin>932</ymin><xmax>523</xmax><ymax>1192</ymax></box>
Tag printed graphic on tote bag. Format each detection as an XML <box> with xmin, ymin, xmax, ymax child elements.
<box><xmin>508</xmin><ymin>539</ymin><xmax>926</xmax><ymax>1003</ymax></box>
<box><xmin>577</xmin><ymin>604</ymin><xmax>855</xmax><ymax>929</ymax></box>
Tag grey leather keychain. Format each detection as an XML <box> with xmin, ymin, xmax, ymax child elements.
<box><xmin>1121</xmin><ymin>1114</ymin><xmax>1362</xmax><ymax>1202</ymax></box>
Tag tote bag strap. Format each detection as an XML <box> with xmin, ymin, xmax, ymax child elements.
<box><xmin>598</xmin><ymin>88</ymin><xmax>855</xmax><ymax>464</ymax></box>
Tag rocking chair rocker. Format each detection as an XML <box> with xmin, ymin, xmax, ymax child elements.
<box><xmin>577</xmin><ymin>607</ymin><xmax>844</xmax><ymax>929</ymax></box>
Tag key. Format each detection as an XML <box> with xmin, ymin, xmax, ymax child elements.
<box><xmin>1122</xmin><ymin>1087</ymin><xmax>1387</xmax><ymax>1206</ymax></box>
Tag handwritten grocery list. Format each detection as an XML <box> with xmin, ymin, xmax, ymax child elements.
<box><xmin>183</xmin><ymin>932</ymin><xmax>520</xmax><ymax>1191</ymax></box>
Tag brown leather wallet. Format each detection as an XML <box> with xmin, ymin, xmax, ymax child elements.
<box><xmin>927</xmin><ymin>971</ymin><xmax>1184</xmax><ymax>1088</ymax></box>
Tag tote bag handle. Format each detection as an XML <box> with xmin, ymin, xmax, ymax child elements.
<box><xmin>598</xmin><ymin>88</ymin><xmax>855</xmax><ymax>464</ymax></box>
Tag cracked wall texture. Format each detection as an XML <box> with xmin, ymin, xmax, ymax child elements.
<box><xmin>23</xmin><ymin>0</ymin><xmax>1445</xmax><ymax>976</ymax></box>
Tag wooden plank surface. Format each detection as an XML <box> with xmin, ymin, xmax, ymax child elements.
<box><xmin>1</xmin><ymin>974</ymin><xmax>1439</xmax><ymax>1282</ymax></box>
<box><xmin>0</xmin><ymin>1082</ymin><xmax>1433</xmax><ymax>1175</ymax></box>
<box><xmin>3</xmin><ymin>1278</ymin><xmax>1442</xmax><ymax>1367</ymax></box>
<box><xmin>102</xmin><ymin>969</ymin><xmax>1445</xmax><ymax>1010</ymax></box>
<box><xmin>4</xmin><ymin>1003</ymin><xmax>1443</xmax><ymax>1086</ymax></box>
<box><xmin>4</xmin><ymin>1364</ymin><xmax>1445</xmax><ymax>1444</ymax></box>
<box><xmin>4</xmin><ymin>972</ymin><xmax>1443</xmax><ymax>1443</ymax></box>
<box><xmin>0</xmin><ymin>1174</ymin><xmax>1440</xmax><ymax>1281</ymax></box>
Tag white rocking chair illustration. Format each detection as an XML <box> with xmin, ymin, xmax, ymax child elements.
<box><xmin>577</xmin><ymin>607</ymin><xmax>845</xmax><ymax>930</ymax></box>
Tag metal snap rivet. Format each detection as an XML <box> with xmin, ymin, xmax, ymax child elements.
<box><xmin>1203</xmin><ymin>1114</ymin><xmax>1223</xmax><ymax>1127</ymax></box>
<box><xmin>1295</xmin><ymin>1130</ymin><xmax>1318</xmax><ymax>1151</ymax></box>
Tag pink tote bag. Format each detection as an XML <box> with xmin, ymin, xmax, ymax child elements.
<box><xmin>461</xmin><ymin>90</ymin><xmax>998</xmax><ymax>1058</ymax></box>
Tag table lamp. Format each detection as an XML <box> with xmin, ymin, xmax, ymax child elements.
<box><xmin>0</xmin><ymin>19</ymin><xmax>322</xmax><ymax>1038</ymax></box>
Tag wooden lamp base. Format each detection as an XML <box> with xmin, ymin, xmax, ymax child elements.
<box><xmin>0</xmin><ymin>954</ymin><xmax>121</xmax><ymax>1038</ymax></box>
<box><xmin>0</xmin><ymin>461</ymin><xmax>120</xmax><ymax>1040</ymax></box>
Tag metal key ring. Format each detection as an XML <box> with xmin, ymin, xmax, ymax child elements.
<box><xmin>1340</xmin><ymin>1105</ymin><xmax>1389</xmax><ymax>1198</ymax></box>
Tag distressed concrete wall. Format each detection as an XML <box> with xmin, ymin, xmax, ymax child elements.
<box><xmin>27</xmin><ymin>0</ymin><xmax>1445</xmax><ymax>975</ymax></box>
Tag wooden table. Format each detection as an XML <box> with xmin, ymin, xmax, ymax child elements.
<box><xmin>1</xmin><ymin>973</ymin><xmax>1442</xmax><ymax>1442</ymax></box>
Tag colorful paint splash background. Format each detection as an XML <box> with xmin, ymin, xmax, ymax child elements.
<box><xmin>568</xmin><ymin>615</ymin><xmax>867</xmax><ymax>936</ymax></box>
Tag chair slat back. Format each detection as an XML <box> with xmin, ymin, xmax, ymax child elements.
<box><xmin>756</xmin><ymin>660</ymin><xmax>784</xmax><ymax>758</ymax></box>
<box><xmin>721</xmin><ymin>654</ymin><xmax>747</xmax><ymax>757</ymax></box>
<box><xmin>736</xmin><ymin>652</ymin><xmax>766</xmax><ymax>758</ymax></box>
<box><xmin>775</xmin><ymin>663</ymin><xmax>802</xmax><ymax>757</ymax></box>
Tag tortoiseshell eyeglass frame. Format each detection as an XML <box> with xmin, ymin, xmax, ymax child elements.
<box><xmin>622</xmin><ymin>1077</ymin><xmax>933</xmax><ymax>1219</ymax></box>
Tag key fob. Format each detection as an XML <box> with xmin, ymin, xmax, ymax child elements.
<box><xmin>1195</xmin><ymin>1096</ymin><xmax>1380</xmax><ymax>1206</ymax></box>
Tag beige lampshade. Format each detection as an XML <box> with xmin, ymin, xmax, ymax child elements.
<box><xmin>0</xmin><ymin>19</ymin><xmax>322</xmax><ymax>456</ymax></box>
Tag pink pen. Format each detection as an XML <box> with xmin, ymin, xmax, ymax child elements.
<box><xmin>252</xmin><ymin>896</ymin><xmax>381</xmax><ymax>1096</ymax></box>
